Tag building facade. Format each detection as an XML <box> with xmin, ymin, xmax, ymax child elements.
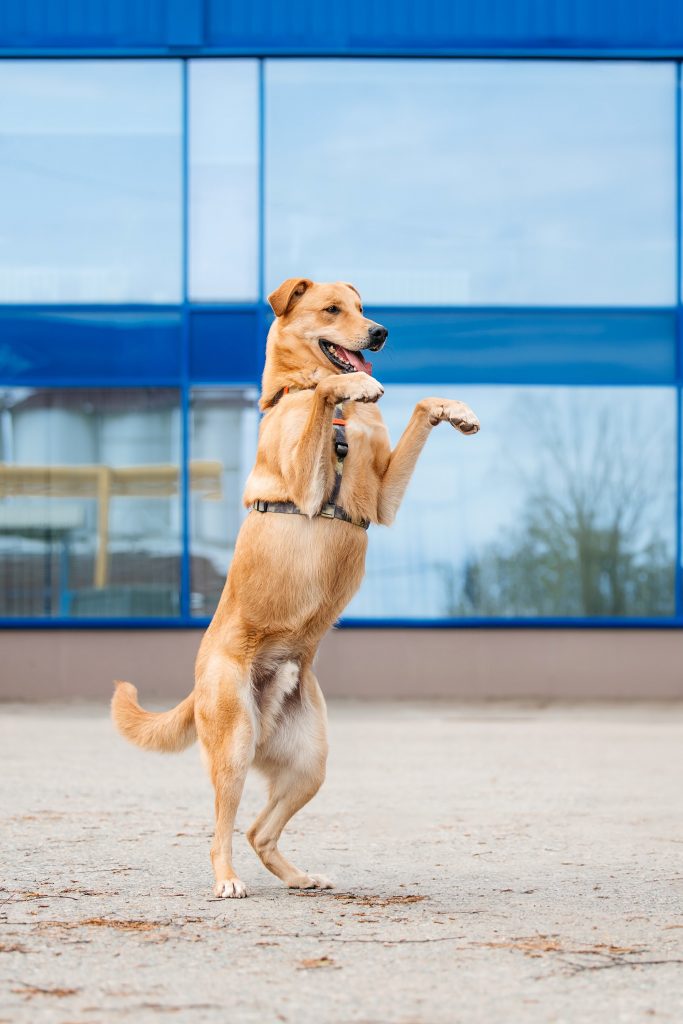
<box><xmin>2</xmin><ymin>1</ymin><xmax>683</xmax><ymax>696</ymax></box>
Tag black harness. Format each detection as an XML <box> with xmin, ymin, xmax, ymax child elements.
<box><xmin>250</xmin><ymin>386</ymin><xmax>370</xmax><ymax>531</ymax></box>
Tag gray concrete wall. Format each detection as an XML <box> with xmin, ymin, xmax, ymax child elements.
<box><xmin>1</xmin><ymin>628</ymin><xmax>681</xmax><ymax>700</ymax></box>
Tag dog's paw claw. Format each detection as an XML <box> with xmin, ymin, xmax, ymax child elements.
<box><xmin>290</xmin><ymin>873</ymin><xmax>334</xmax><ymax>890</ymax></box>
<box><xmin>215</xmin><ymin>878</ymin><xmax>247</xmax><ymax>899</ymax></box>
<box><xmin>453</xmin><ymin>417</ymin><xmax>479</xmax><ymax>435</ymax></box>
<box><xmin>326</xmin><ymin>371</ymin><xmax>384</xmax><ymax>406</ymax></box>
<box><xmin>425</xmin><ymin>399</ymin><xmax>479</xmax><ymax>435</ymax></box>
<box><xmin>307</xmin><ymin>874</ymin><xmax>334</xmax><ymax>889</ymax></box>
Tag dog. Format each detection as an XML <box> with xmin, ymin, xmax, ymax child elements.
<box><xmin>111</xmin><ymin>278</ymin><xmax>479</xmax><ymax>898</ymax></box>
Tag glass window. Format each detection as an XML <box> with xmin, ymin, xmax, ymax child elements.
<box><xmin>345</xmin><ymin>386</ymin><xmax>676</xmax><ymax>619</ymax></box>
<box><xmin>0</xmin><ymin>60</ymin><xmax>182</xmax><ymax>303</ymax></box>
<box><xmin>189</xmin><ymin>388</ymin><xmax>259</xmax><ymax>616</ymax></box>
<box><xmin>0</xmin><ymin>388</ymin><xmax>182</xmax><ymax>618</ymax></box>
<box><xmin>266</xmin><ymin>60</ymin><xmax>675</xmax><ymax>306</ymax></box>
<box><xmin>189</xmin><ymin>60</ymin><xmax>260</xmax><ymax>301</ymax></box>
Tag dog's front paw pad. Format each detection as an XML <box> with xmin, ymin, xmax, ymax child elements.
<box><xmin>290</xmin><ymin>873</ymin><xmax>334</xmax><ymax>890</ymax></box>
<box><xmin>216</xmin><ymin>878</ymin><xmax>247</xmax><ymax>899</ymax></box>
<box><xmin>453</xmin><ymin>415</ymin><xmax>479</xmax><ymax>435</ymax></box>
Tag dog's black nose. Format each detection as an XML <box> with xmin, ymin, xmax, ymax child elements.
<box><xmin>367</xmin><ymin>324</ymin><xmax>388</xmax><ymax>351</ymax></box>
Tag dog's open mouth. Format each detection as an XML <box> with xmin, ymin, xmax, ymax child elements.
<box><xmin>319</xmin><ymin>340</ymin><xmax>373</xmax><ymax>375</ymax></box>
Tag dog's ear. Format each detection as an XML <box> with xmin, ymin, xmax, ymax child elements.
<box><xmin>343</xmin><ymin>282</ymin><xmax>362</xmax><ymax>301</ymax></box>
<box><xmin>268</xmin><ymin>278</ymin><xmax>313</xmax><ymax>317</ymax></box>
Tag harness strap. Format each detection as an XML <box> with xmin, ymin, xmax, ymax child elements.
<box><xmin>253</xmin><ymin>391</ymin><xmax>368</xmax><ymax>529</ymax></box>
<box><xmin>329</xmin><ymin>406</ymin><xmax>348</xmax><ymax>506</ymax></box>
<box><xmin>251</xmin><ymin>498</ymin><xmax>369</xmax><ymax>531</ymax></box>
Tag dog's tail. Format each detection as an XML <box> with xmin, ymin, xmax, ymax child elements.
<box><xmin>111</xmin><ymin>681</ymin><xmax>196</xmax><ymax>753</ymax></box>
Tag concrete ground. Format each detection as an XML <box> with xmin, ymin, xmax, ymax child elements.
<box><xmin>1</xmin><ymin>701</ymin><xmax>682</xmax><ymax>1024</ymax></box>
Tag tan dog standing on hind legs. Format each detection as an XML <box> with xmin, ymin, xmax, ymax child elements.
<box><xmin>112</xmin><ymin>278</ymin><xmax>479</xmax><ymax>898</ymax></box>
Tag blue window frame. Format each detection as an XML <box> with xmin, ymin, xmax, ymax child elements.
<box><xmin>1</xmin><ymin>56</ymin><xmax>682</xmax><ymax>629</ymax></box>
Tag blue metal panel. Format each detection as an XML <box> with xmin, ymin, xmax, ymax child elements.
<box><xmin>4</xmin><ymin>0</ymin><xmax>683</xmax><ymax>55</ymax></box>
<box><xmin>189</xmin><ymin>308</ymin><xmax>261</xmax><ymax>382</ymax></box>
<box><xmin>0</xmin><ymin>306</ymin><xmax>674</xmax><ymax>388</ymax></box>
<box><xmin>166</xmin><ymin>0</ymin><xmax>203</xmax><ymax>48</ymax></box>
<box><xmin>0</xmin><ymin>0</ymin><xmax>168</xmax><ymax>49</ymax></box>
<box><xmin>1</xmin><ymin>615</ymin><xmax>680</xmax><ymax>630</ymax></box>
<box><xmin>207</xmin><ymin>0</ymin><xmax>683</xmax><ymax>55</ymax></box>
<box><xmin>0</xmin><ymin>308</ymin><xmax>182</xmax><ymax>383</ymax></box>
<box><xmin>368</xmin><ymin>309</ymin><xmax>677</xmax><ymax>385</ymax></box>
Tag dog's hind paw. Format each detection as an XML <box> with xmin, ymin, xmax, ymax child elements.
<box><xmin>289</xmin><ymin>873</ymin><xmax>334</xmax><ymax>890</ymax></box>
<box><xmin>215</xmin><ymin>878</ymin><xmax>247</xmax><ymax>899</ymax></box>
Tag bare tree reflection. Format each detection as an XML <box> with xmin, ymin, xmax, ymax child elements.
<box><xmin>456</xmin><ymin>395</ymin><xmax>675</xmax><ymax>616</ymax></box>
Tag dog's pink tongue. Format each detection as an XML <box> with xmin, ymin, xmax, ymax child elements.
<box><xmin>339</xmin><ymin>346</ymin><xmax>372</xmax><ymax>375</ymax></box>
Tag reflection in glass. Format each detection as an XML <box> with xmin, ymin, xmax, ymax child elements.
<box><xmin>346</xmin><ymin>386</ymin><xmax>676</xmax><ymax>618</ymax></box>
<box><xmin>0</xmin><ymin>60</ymin><xmax>182</xmax><ymax>303</ymax></box>
<box><xmin>189</xmin><ymin>60</ymin><xmax>260</xmax><ymax>301</ymax></box>
<box><xmin>189</xmin><ymin>388</ymin><xmax>259</xmax><ymax>616</ymax></box>
<box><xmin>0</xmin><ymin>388</ymin><xmax>182</xmax><ymax>617</ymax></box>
<box><xmin>266</xmin><ymin>60</ymin><xmax>675</xmax><ymax>306</ymax></box>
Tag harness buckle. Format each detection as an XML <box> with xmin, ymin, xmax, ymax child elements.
<box><xmin>334</xmin><ymin>441</ymin><xmax>348</xmax><ymax>459</ymax></box>
<box><xmin>254</xmin><ymin>500</ymin><xmax>268</xmax><ymax>512</ymax></box>
<box><xmin>320</xmin><ymin>503</ymin><xmax>336</xmax><ymax>518</ymax></box>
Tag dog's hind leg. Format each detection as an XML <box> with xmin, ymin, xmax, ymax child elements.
<box><xmin>195</xmin><ymin>655</ymin><xmax>255</xmax><ymax>898</ymax></box>
<box><xmin>248</xmin><ymin>669</ymin><xmax>332</xmax><ymax>890</ymax></box>
<box><xmin>208</xmin><ymin>739</ymin><xmax>252</xmax><ymax>898</ymax></box>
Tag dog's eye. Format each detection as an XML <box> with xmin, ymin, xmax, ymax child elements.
<box><xmin>325</xmin><ymin>305</ymin><xmax>340</xmax><ymax>314</ymax></box>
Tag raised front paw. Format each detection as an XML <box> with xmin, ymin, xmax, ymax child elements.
<box><xmin>323</xmin><ymin>371</ymin><xmax>384</xmax><ymax>405</ymax></box>
<box><xmin>421</xmin><ymin>399</ymin><xmax>480</xmax><ymax>434</ymax></box>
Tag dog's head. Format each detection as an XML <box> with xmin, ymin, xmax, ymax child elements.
<box><xmin>260</xmin><ymin>278</ymin><xmax>388</xmax><ymax>409</ymax></box>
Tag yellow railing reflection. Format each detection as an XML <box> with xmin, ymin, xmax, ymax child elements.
<box><xmin>0</xmin><ymin>461</ymin><xmax>222</xmax><ymax>587</ymax></box>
